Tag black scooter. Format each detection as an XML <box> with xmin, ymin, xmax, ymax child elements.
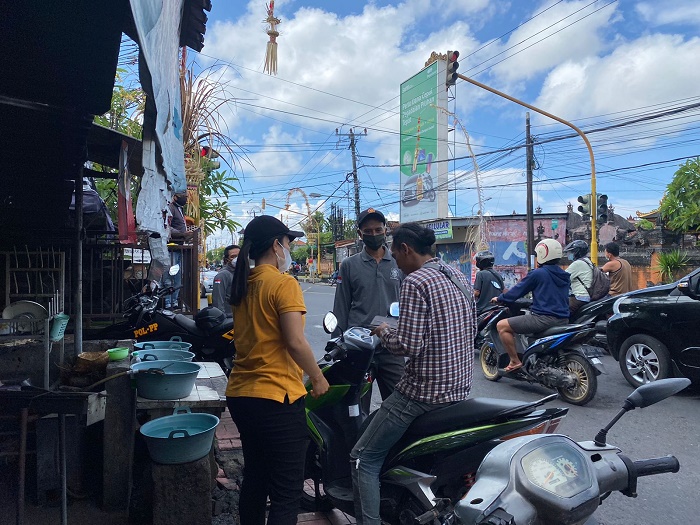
<box><xmin>302</xmin><ymin>312</ymin><xmax>569</xmax><ymax>524</ymax></box>
<box><xmin>85</xmin><ymin>282</ymin><xmax>235</xmax><ymax>373</ymax></box>
<box><xmin>479</xmin><ymin>305</ymin><xmax>604</xmax><ymax>405</ymax></box>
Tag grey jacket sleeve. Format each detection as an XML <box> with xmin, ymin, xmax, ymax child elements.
<box><xmin>212</xmin><ymin>273</ymin><xmax>227</xmax><ymax>312</ymax></box>
<box><xmin>332</xmin><ymin>262</ymin><xmax>352</xmax><ymax>332</ymax></box>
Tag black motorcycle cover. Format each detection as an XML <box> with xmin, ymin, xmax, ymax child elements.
<box><xmin>195</xmin><ymin>306</ymin><xmax>226</xmax><ymax>331</ymax></box>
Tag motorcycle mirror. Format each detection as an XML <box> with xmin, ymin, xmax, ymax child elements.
<box><xmin>322</xmin><ymin>312</ymin><xmax>338</xmax><ymax>334</ymax></box>
<box><xmin>169</xmin><ymin>264</ymin><xmax>180</xmax><ymax>276</ymax></box>
<box><xmin>625</xmin><ymin>377</ymin><xmax>690</xmax><ymax>409</ymax></box>
<box><xmin>389</xmin><ymin>302</ymin><xmax>400</xmax><ymax>317</ymax></box>
<box><xmin>594</xmin><ymin>378</ymin><xmax>690</xmax><ymax>446</ymax></box>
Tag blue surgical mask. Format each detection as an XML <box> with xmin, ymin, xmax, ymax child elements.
<box><xmin>567</xmin><ymin>253</ymin><xmax>575</xmax><ymax>261</ymax></box>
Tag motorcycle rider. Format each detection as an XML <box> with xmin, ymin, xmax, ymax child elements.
<box><xmin>356</xmin><ymin>222</ymin><xmax>476</xmax><ymax>525</ymax></box>
<box><xmin>473</xmin><ymin>250</ymin><xmax>505</xmax><ymax>314</ymax></box>
<box><xmin>212</xmin><ymin>244</ymin><xmax>240</xmax><ymax>315</ymax></box>
<box><xmin>563</xmin><ymin>240</ymin><xmax>592</xmax><ymax>314</ymax></box>
<box><xmin>491</xmin><ymin>238</ymin><xmax>570</xmax><ymax>373</ymax></box>
<box><xmin>602</xmin><ymin>241</ymin><xmax>634</xmax><ymax>295</ymax></box>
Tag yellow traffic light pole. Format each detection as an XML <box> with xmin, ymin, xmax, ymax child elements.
<box><xmin>455</xmin><ymin>73</ymin><xmax>599</xmax><ymax>264</ymax></box>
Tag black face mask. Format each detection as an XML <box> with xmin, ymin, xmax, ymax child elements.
<box><xmin>363</xmin><ymin>234</ymin><xmax>385</xmax><ymax>250</ymax></box>
<box><xmin>175</xmin><ymin>196</ymin><xmax>187</xmax><ymax>206</ymax></box>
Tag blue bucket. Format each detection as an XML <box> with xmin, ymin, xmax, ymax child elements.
<box><xmin>140</xmin><ymin>407</ymin><xmax>219</xmax><ymax>464</ymax></box>
<box><xmin>132</xmin><ymin>349</ymin><xmax>195</xmax><ymax>362</ymax></box>
<box><xmin>131</xmin><ymin>360</ymin><xmax>200</xmax><ymax>400</ymax></box>
<box><xmin>133</xmin><ymin>339</ymin><xmax>193</xmax><ymax>351</ymax></box>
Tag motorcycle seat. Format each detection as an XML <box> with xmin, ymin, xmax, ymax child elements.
<box><xmin>533</xmin><ymin>322</ymin><xmax>592</xmax><ymax>337</ymax></box>
<box><xmin>172</xmin><ymin>314</ymin><xmax>207</xmax><ymax>337</ymax></box>
<box><xmin>405</xmin><ymin>397</ymin><xmax>535</xmax><ymax>437</ymax></box>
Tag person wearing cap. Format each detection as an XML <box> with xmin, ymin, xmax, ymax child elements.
<box><xmin>164</xmin><ymin>190</ymin><xmax>193</xmax><ymax>309</ymax></box>
<box><xmin>333</xmin><ymin>208</ymin><xmax>405</xmax><ymax>414</ymax></box>
<box><xmin>225</xmin><ymin>214</ymin><xmax>329</xmax><ymax>525</ymax></box>
<box><xmin>490</xmin><ymin>238</ymin><xmax>570</xmax><ymax>373</ymax></box>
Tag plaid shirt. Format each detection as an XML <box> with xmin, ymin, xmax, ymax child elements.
<box><xmin>378</xmin><ymin>258</ymin><xmax>475</xmax><ymax>404</ymax></box>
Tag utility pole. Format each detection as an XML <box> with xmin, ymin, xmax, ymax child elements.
<box><xmin>526</xmin><ymin>113</ymin><xmax>535</xmax><ymax>270</ymax></box>
<box><xmin>336</xmin><ymin>127</ymin><xmax>367</xmax><ymax>221</ymax></box>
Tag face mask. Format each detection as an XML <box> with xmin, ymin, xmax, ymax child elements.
<box><xmin>363</xmin><ymin>233</ymin><xmax>385</xmax><ymax>250</ymax></box>
<box><xmin>175</xmin><ymin>195</ymin><xmax>187</xmax><ymax>206</ymax></box>
<box><xmin>567</xmin><ymin>253</ymin><xmax>575</xmax><ymax>261</ymax></box>
<box><xmin>275</xmin><ymin>241</ymin><xmax>293</xmax><ymax>273</ymax></box>
<box><xmin>229</xmin><ymin>257</ymin><xmax>237</xmax><ymax>267</ymax></box>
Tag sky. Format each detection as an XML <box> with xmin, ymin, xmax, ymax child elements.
<box><xmin>189</xmin><ymin>0</ymin><xmax>700</xmax><ymax>244</ymax></box>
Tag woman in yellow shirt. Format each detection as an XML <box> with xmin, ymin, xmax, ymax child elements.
<box><xmin>227</xmin><ymin>215</ymin><xmax>329</xmax><ymax>525</ymax></box>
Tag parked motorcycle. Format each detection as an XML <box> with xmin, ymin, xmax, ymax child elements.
<box><xmin>479</xmin><ymin>305</ymin><xmax>604</xmax><ymax>405</ymax></box>
<box><xmin>414</xmin><ymin>377</ymin><xmax>689</xmax><ymax>525</ymax></box>
<box><xmin>85</xmin><ymin>282</ymin><xmax>235</xmax><ymax>373</ymax></box>
<box><xmin>301</xmin><ymin>312</ymin><xmax>569</xmax><ymax>523</ymax></box>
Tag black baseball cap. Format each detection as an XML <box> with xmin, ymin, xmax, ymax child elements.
<box><xmin>357</xmin><ymin>208</ymin><xmax>386</xmax><ymax>228</ymax></box>
<box><xmin>242</xmin><ymin>215</ymin><xmax>304</xmax><ymax>246</ymax></box>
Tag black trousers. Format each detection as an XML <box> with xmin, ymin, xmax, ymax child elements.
<box><xmin>227</xmin><ymin>395</ymin><xmax>308</xmax><ymax>525</ymax></box>
<box><xmin>360</xmin><ymin>350</ymin><xmax>406</xmax><ymax>415</ymax></box>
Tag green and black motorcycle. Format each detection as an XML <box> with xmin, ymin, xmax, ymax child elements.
<box><xmin>302</xmin><ymin>312</ymin><xmax>569</xmax><ymax>524</ymax></box>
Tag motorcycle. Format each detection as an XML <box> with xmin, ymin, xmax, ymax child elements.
<box><xmin>301</xmin><ymin>312</ymin><xmax>569</xmax><ymax>524</ymax></box>
<box><xmin>479</xmin><ymin>305</ymin><xmax>604</xmax><ymax>405</ymax></box>
<box><xmin>85</xmin><ymin>280</ymin><xmax>235</xmax><ymax>373</ymax></box>
<box><xmin>569</xmin><ymin>294</ymin><xmax>619</xmax><ymax>351</ymax></box>
<box><xmin>415</xmin><ymin>377</ymin><xmax>689</xmax><ymax>525</ymax></box>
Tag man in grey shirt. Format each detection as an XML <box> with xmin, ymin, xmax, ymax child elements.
<box><xmin>333</xmin><ymin>208</ymin><xmax>405</xmax><ymax>413</ymax></box>
<box><xmin>212</xmin><ymin>244</ymin><xmax>240</xmax><ymax>316</ymax></box>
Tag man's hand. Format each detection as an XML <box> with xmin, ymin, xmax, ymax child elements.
<box><xmin>370</xmin><ymin>323</ymin><xmax>389</xmax><ymax>336</ymax></box>
<box><xmin>490</xmin><ymin>297</ymin><xmax>500</xmax><ymax>304</ymax></box>
<box><xmin>309</xmin><ymin>372</ymin><xmax>330</xmax><ymax>399</ymax></box>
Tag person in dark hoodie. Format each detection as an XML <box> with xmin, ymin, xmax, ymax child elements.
<box><xmin>212</xmin><ymin>244</ymin><xmax>240</xmax><ymax>316</ymax></box>
<box><xmin>491</xmin><ymin>238</ymin><xmax>570</xmax><ymax>373</ymax></box>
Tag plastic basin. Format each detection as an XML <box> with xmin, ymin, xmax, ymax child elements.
<box><xmin>131</xmin><ymin>360</ymin><xmax>201</xmax><ymax>400</ymax></box>
<box><xmin>132</xmin><ymin>349</ymin><xmax>195</xmax><ymax>362</ymax></box>
<box><xmin>133</xmin><ymin>340</ymin><xmax>193</xmax><ymax>351</ymax></box>
<box><xmin>140</xmin><ymin>407</ymin><xmax>219</xmax><ymax>464</ymax></box>
<box><xmin>107</xmin><ymin>347</ymin><xmax>129</xmax><ymax>361</ymax></box>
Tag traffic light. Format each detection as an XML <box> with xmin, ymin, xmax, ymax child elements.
<box><xmin>446</xmin><ymin>50</ymin><xmax>459</xmax><ymax>88</ymax></box>
<box><xmin>577</xmin><ymin>194</ymin><xmax>592</xmax><ymax>221</ymax></box>
<box><xmin>200</xmin><ymin>145</ymin><xmax>220</xmax><ymax>170</ymax></box>
<box><xmin>597</xmin><ymin>193</ymin><xmax>609</xmax><ymax>224</ymax></box>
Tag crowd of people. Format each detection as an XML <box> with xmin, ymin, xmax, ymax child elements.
<box><xmin>164</xmin><ymin>193</ymin><xmax>637</xmax><ymax>524</ymax></box>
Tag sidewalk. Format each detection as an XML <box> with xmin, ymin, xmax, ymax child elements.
<box><xmin>216</xmin><ymin>409</ymin><xmax>355</xmax><ymax>525</ymax></box>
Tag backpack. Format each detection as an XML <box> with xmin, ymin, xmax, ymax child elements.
<box><xmin>577</xmin><ymin>259</ymin><xmax>610</xmax><ymax>301</ymax></box>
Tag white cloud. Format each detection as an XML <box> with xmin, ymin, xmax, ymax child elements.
<box><xmin>534</xmin><ymin>33</ymin><xmax>700</xmax><ymax>121</ymax></box>
<box><xmin>636</xmin><ymin>0</ymin><xmax>700</xmax><ymax>27</ymax></box>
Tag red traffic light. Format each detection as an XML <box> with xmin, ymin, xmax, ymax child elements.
<box><xmin>446</xmin><ymin>49</ymin><xmax>460</xmax><ymax>88</ymax></box>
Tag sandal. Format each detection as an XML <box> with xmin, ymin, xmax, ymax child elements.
<box><xmin>502</xmin><ymin>363</ymin><xmax>523</xmax><ymax>374</ymax></box>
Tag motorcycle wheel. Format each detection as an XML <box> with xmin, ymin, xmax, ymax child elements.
<box><xmin>480</xmin><ymin>343</ymin><xmax>502</xmax><ymax>382</ymax></box>
<box><xmin>300</xmin><ymin>443</ymin><xmax>334</xmax><ymax>512</ymax></box>
<box><xmin>556</xmin><ymin>354</ymin><xmax>597</xmax><ymax>406</ymax></box>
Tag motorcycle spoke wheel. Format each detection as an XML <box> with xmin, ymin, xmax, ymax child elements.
<box><xmin>480</xmin><ymin>343</ymin><xmax>502</xmax><ymax>382</ymax></box>
<box><xmin>301</xmin><ymin>445</ymin><xmax>334</xmax><ymax>512</ymax></box>
<box><xmin>556</xmin><ymin>354</ymin><xmax>597</xmax><ymax>406</ymax></box>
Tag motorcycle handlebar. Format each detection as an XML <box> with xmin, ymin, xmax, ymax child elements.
<box><xmin>323</xmin><ymin>346</ymin><xmax>345</xmax><ymax>362</ymax></box>
<box><xmin>634</xmin><ymin>456</ymin><xmax>680</xmax><ymax>477</ymax></box>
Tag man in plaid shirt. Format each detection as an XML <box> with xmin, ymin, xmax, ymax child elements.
<box><xmin>350</xmin><ymin>222</ymin><xmax>476</xmax><ymax>525</ymax></box>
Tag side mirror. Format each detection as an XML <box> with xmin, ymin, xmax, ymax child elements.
<box><xmin>169</xmin><ymin>264</ymin><xmax>180</xmax><ymax>276</ymax></box>
<box><xmin>322</xmin><ymin>312</ymin><xmax>338</xmax><ymax>334</ymax></box>
<box><xmin>678</xmin><ymin>273</ymin><xmax>700</xmax><ymax>300</ymax></box>
<box><xmin>625</xmin><ymin>377</ymin><xmax>691</xmax><ymax>409</ymax></box>
<box><xmin>389</xmin><ymin>302</ymin><xmax>400</xmax><ymax>317</ymax></box>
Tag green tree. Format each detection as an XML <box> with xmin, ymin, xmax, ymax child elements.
<box><xmin>660</xmin><ymin>158</ymin><xmax>700</xmax><ymax>232</ymax></box>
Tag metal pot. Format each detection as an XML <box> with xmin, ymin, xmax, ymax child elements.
<box><xmin>140</xmin><ymin>406</ymin><xmax>219</xmax><ymax>464</ymax></box>
<box><xmin>131</xmin><ymin>360</ymin><xmax>200</xmax><ymax>400</ymax></box>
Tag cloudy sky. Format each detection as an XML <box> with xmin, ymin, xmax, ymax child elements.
<box><xmin>192</xmin><ymin>0</ymin><xmax>700</xmax><ymax>240</ymax></box>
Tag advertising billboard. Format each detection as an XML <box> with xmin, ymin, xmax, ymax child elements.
<box><xmin>399</xmin><ymin>60</ymin><xmax>449</xmax><ymax>222</ymax></box>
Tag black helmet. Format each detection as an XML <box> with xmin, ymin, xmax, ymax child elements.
<box><xmin>563</xmin><ymin>240</ymin><xmax>589</xmax><ymax>260</ymax></box>
<box><xmin>475</xmin><ymin>250</ymin><xmax>495</xmax><ymax>270</ymax></box>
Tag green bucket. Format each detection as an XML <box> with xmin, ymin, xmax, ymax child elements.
<box><xmin>50</xmin><ymin>313</ymin><xmax>70</xmax><ymax>342</ymax></box>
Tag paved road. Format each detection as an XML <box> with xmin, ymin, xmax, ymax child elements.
<box><xmin>299</xmin><ymin>282</ymin><xmax>700</xmax><ymax>525</ymax></box>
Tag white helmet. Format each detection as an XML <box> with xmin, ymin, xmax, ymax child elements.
<box><xmin>535</xmin><ymin>238</ymin><xmax>563</xmax><ymax>265</ymax></box>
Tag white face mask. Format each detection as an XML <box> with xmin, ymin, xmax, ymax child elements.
<box><xmin>275</xmin><ymin>240</ymin><xmax>293</xmax><ymax>273</ymax></box>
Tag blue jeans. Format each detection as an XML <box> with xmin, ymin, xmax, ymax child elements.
<box><xmin>163</xmin><ymin>250</ymin><xmax>182</xmax><ymax>308</ymax></box>
<box><xmin>350</xmin><ymin>391</ymin><xmax>448</xmax><ymax>525</ymax></box>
